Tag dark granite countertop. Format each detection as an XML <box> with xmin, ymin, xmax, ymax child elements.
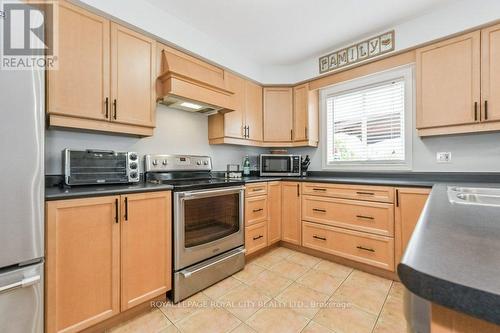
<box><xmin>46</xmin><ymin>172</ymin><xmax>500</xmax><ymax>200</ymax></box>
<box><xmin>45</xmin><ymin>181</ymin><xmax>174</xmax><ymax>201</ymax></box>
<box><xmin>398</xmin><ymin>183</ymin><xmax>500</xmax><ymax>325</ymax></box>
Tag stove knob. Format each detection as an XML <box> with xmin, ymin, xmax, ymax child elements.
<box><xmin>152</xmin><ymin>160</ymin><xmax>158</xmax><ymax>166</ymax></box>
<box><xmin>130</xmin><ymin>171</ymin><xmax>138</xmax><ymax>179</ymax></box>
<box><xmin>196</xmin><ymin>161</ymin><xmax>201</xmax><ymax>165</ymax></box>
<box><xmin>162</xmin><ymin>160</ymin><xmax>168</xmax><ymax>166</ymax></box>
<box><xmin>129</xmin><ymin>153</ymin><xmax>138</xmax><ymax>161</ymax></box>
<box><xmin>129</xmin><ymin>162</ymin><xmax>138</xmax><ymax>170</ymax></box>
<box><xmin>203</xmin><ymin>161</ymin><xmax>208</xmax><ymax>165</ymax></box>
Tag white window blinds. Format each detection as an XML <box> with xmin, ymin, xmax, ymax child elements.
<box><xmin>326</xmin><ymin>79</ymin><xmax>405</xmax><ymax>163</ymax></box>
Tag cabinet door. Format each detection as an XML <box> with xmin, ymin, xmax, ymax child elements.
<box><xmin>47</xmin><ymin>1</ymin><xmax>110</xmax><ymax>121</ymax></box>
<box><xmin>111</xmin><ymin>23</ymin><xmax>155</xmax><ymax>127</ymax></box>
<box><xmin>121</xmin><ymin>191</ymin><xmax>172</xmax><ymax>311</ymax></box>
<box><xmin>281</xmin><ymin>182</ymin><xmax>301</xmax><ymax>245</ymax></box>
<box><xmin>293</xmin><ymin>84</ymin><xmax>308</xmax><ymax>141</ymax></box>
<box><xmin>481</xmin><ymin>24</ymin><xmax>500</xmax><ymax>122</ymax></box>
<box><xmin>245</xmin><ymin>81</ymin><xmax>263</xmax><ymax>141</ymax></box>
<box><xmin>394</xmin><ymin>188</ymin><xmax>431</xmax><ymax>266</ymax></box>
<box><xmin>268</xmin><ymin>181</ymin><xmax>282</xmax><ymax>244</ymax></box>
<box><xmin>416</xmin><ymin>31</ymin><xmax>481</xmax><ymax>130</ymax></box>
<box><xmin>263</xmin><ymin>87</ymin><xmax>293</xmax><ymax>142</ymax></box>
<box><xmin>224</xmin><ymin>72</ymin><xmax>246</xmax><ymax>138</ymax></box>
<box><xmin>46</xmin><ymin>196</ymin><xmax>120</xmax><ymax>333</ymax></box>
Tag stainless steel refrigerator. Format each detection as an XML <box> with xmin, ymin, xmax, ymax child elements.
<box><xmin>0</xmin><ymin>62</ymin><xmax>45</xmax><ymax>330</ymax></box>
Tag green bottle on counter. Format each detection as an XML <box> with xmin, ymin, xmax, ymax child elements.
<box><xmin>243</xmin><ymin>155</ymin><xmax>250</xmax><ymax>176</ymax></box>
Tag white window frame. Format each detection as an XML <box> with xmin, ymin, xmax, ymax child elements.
<box><xmin>320</xmin><ymin>64</ymin><xmax>414</xmax><ymax>171</ymax></box>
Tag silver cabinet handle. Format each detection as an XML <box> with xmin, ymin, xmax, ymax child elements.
<box><xmin>0</xmin><ymin>275</ymin><xmax>40</xmax><ymax>295</ymax></box>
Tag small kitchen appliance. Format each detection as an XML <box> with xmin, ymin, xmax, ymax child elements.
<box><xmin>260</xmin><ymin>154</ymin><xmax>301</xmax><ymax>176</ymax></box>
<box><xmin>63</xmin><ymin>149</ymin><xmax>140</xmax><ymax>185</ymax></box>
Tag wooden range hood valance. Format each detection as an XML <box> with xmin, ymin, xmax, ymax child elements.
<box><xmin>157</xmin><ymin>44</ymin><xmax>235</xmax><ymax>114</ymax></box>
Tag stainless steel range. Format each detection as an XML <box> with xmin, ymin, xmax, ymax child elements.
<box><xmin>145</xmin><ymin>154</ymin><xmax>245</xmax><ymax>303</ymax></box>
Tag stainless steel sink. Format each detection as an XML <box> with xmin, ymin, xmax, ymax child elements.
<box><xmin>448</xmin><ymin>186</ymin><xmax>500</xmax><ymax>207</ymax></box>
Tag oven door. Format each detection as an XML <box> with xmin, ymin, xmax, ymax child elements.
<box><xmin>260</xmin><ymin>154</ymin><xmax>295</xmax><ymax>176</ymax></box>
<box><xmin>174</xmin><ymin>186</ymin><xmax>245</xmax><ymax>270</ymax></box>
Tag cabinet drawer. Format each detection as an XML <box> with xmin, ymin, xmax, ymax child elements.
<box><xmin>245</xmin><ymin>183</ymin><xmax>268</xmax><ymax>197</ymax></box>
<box><xmin>302</xmin><ymin>222</ymin><xmax>394</xmax><ymax>271</ymax></box>
<box><xmin>302</xmin><ymin>182</ymin><xmax>394</xmax><ymax>203</ymax></box>
<box><xmin>245</xmin><ymin>222</ymin><xmax>268</xmax><ymax>255</ymax></box>
<box><xmin>245</xmin><ymin>195</ymin><xmax>268</xmax><ymax>226</ymax></box>
<box><xmin>302</xmin><ymin>195</ymin><xmax>394</xmax><ymax>236</ymax></box>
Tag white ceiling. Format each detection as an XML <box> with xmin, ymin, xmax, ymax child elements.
<box><xmin>145</xmin><ymin>0</ymin><xmax>456</xmax><ymax>66</ymax></box>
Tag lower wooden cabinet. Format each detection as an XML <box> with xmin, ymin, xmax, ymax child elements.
<box><xmin>245</xmin><ymin>195</ymin><xmax>268</xmax><ymax>226</ymax></box>
<box><xmin>245</xmin><ymin>222</ymin><xmax>268</xmax><ymax>255</ymax></box>
<box><xmin>281</xmin><ymin>182</ymin><xmax>302</xmax><ymax>245</ymax></box>
<box><xmin>394</xmin><ymin>187</ymin><xmax>431</xmax><ymax>265</ymax></box>
<box><xmin>120</xmin><ymin>192</ymin><xmax>172</xmax><ymax>311</ymax></box>
<box><xmin>46</xmin><ymin>196</ymin><xmax>120</xmax><ymax>333</ymax></box>
<box><xmin>45</xmin><ymin>191</ymin><xmax>172</xmax><ymax>333</ymax></box>
<box><xmin>267</xmin><ymin>181</ymin><xmax>282</xmax><ymax>244</ymax></box>
<box><xmin>302</xmin><ymin>221</ymin><xmax>395</xmax><ymax>271</ymax></box>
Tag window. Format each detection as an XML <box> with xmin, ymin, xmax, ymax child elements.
<box><xmin>321</xmin><ymin>66</ymin><xmax>413</xmax><ymax>170</ymax></box>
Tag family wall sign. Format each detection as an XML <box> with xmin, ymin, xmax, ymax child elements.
<box><xmin>319</xmin><ymin>30</ymin><xmax>395</xmax><ymax>74</ymax></box>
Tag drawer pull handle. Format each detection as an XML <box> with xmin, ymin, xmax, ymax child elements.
<box><xmin>313</xmin><ymin>235</ymin><xmax>327</xmax><ymax>241</ymax></box>
<box><xmin>253</xmin><ymin>208</ymin><xmax>263</xmax><ymax>212</ymax></box>
<box><xmin>356</xmin><ymin>215</ymin><xmax>374</xmax><ymax>220</ymax></box>
<box><xmin>313</xmin><ymin>188</ymin><xmax>327</xmax><ymax>191</ymax></box>
<box><xmin>252</xmin><ymin>188</ymin><xmax>263</xmax><ymax>192</ymax></box>
<box><xmin>313</xmin><ymin>208</ymin><xmax>326</xmax><ymax>213</ymax></box>
<box><xmin>356</xmin><ymin>246</ymin><xmax>375</xmax><ymax>253</ymax></box>
<box><xmin>253</xmin><ymin>235</ymin><xmax>263</xmax><ymax>241</ymax></box>
<box><xmin>356</xmin><ymin>191</ymin><xmax>375</xmax><ymax>196</ymax></box>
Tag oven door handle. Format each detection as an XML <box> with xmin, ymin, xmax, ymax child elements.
<box><xmin>180</xmin><ymin>248</ymin><xmax>246</xmax><ymax>278</ymax></box>
<box><xmin>179</xmin><ymin>186</ymin><xmax>245</xmax><ymax>199</ymax></box>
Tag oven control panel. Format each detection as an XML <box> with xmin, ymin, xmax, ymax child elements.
<box><xmin>145</xmin><ymin>154</ymin><xmax>212</xmax><ymax>172</ymax></box>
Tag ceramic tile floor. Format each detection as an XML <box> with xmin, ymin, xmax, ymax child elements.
<box><xmin>108</xmin><ymin>247</ymin><xmax>407</xmax><ymax>333</ymax></box>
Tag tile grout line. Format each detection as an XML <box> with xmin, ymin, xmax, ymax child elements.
<box><xmin>370</xmin><ymin>280</ymin><xmax>394</xmax><ymax>333</ymax></box>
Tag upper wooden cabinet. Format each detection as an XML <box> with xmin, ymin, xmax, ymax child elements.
<box><xmin>394</xmin><ymin>187</ymin><xmax>430</xmax><ymax>266</ymax></box>
<box><xmin>263</xmin><ymin>87</ymin><xmax>294</xmax><ymax>142</ymax></box>
<box><xmin>47</xmin><ymin>2</ymin><xmax>155</xmax><ymax>136</ymax></box>
<box><xmin>47</xmin><ymin>2</ymin><xmax>110</xmax><ymax>123</ymax></box>
<box><xmin>46</xmin><ymin>192</ymin><xmax>172</xmax><ymax>333</ymax></box>
<box><xmin>417</xmin><ymin>26</ymin><xmax>500</xmax><ymax>136</ymax></box>
<box><xmin>293</xmin><ymin>84</ymin><xmax>319</xmax><ymax>146</ymax></box>
<box><xmin>208</xmin><ymin>74</ymin><xmax>263</xmax><ymax>145</ymax></box>
<box><xmin>481</xmin><ymin>23</ymin><xmax>500</xmax><ymax>123</ymax></box>
<box><xmin>111</xmin><ymin>23</ymin><xmax>156</xmax><ymax>128</ymax></box>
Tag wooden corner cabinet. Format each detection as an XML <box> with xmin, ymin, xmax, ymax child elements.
<box><xmin>45</xmin><ymin>191</ymin><xmax>172</xmax><ymax>333</ymax></box>
<box><xmin>293</xmin><ymin>83</ymin><xmax>319</xmax><ymax>146</ymax></box>
<box><xmin>417</xmin><ymin>24</ymin><xmax>500</xmax><ymax>136</ymax></box>
<box><xmin>47</xmin><ymin>1</ymin><xmax>156</xmax><ymax>137</ymax></box>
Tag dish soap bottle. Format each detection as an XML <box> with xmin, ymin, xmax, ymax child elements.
<box><xmin>243</xmin><ymin>155</ymin><xmax>251</xmax><ymax>176</ymax></box>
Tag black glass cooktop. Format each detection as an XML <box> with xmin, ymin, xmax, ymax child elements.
<box><xmin>146</xmin><ymin>172</ymin><xmax>244</xmax><ymax>191</ymax></box>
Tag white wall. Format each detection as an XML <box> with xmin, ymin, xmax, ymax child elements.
<box><xmin>45</xmin><ymin>105</ymin><xmax>264</xmax><ymax>174</ymax></box>
<box><xmin>289</xmin><ymin>118</ymin><xmax>500</xmax><ymax>173</ymax></box>
<box><xmin>264</xmin><ymin>0</ymin><xmax>500</xmax><ymax>83</ymax></box>
<box><xmin>75</xmin><ymin>0</ymin><xmax>500</xmax><ymax>84</ymax></box>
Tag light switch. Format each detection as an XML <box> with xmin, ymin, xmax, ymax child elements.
<box><xmin>436</xmin><ymin>152</ymin><xmax>452</xmax><ymax>163</ymax></box>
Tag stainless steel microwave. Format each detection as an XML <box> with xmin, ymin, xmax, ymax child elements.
<box><xmin>260</xmin><ymin>154</ymin><xmax>301</xmax><ymax>176</ymax></box>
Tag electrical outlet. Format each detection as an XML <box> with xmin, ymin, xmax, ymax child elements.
<box><xmin>436</xmin><ymin>152</ymin><xmax>452</xmax><ymax>163</ymax></box>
